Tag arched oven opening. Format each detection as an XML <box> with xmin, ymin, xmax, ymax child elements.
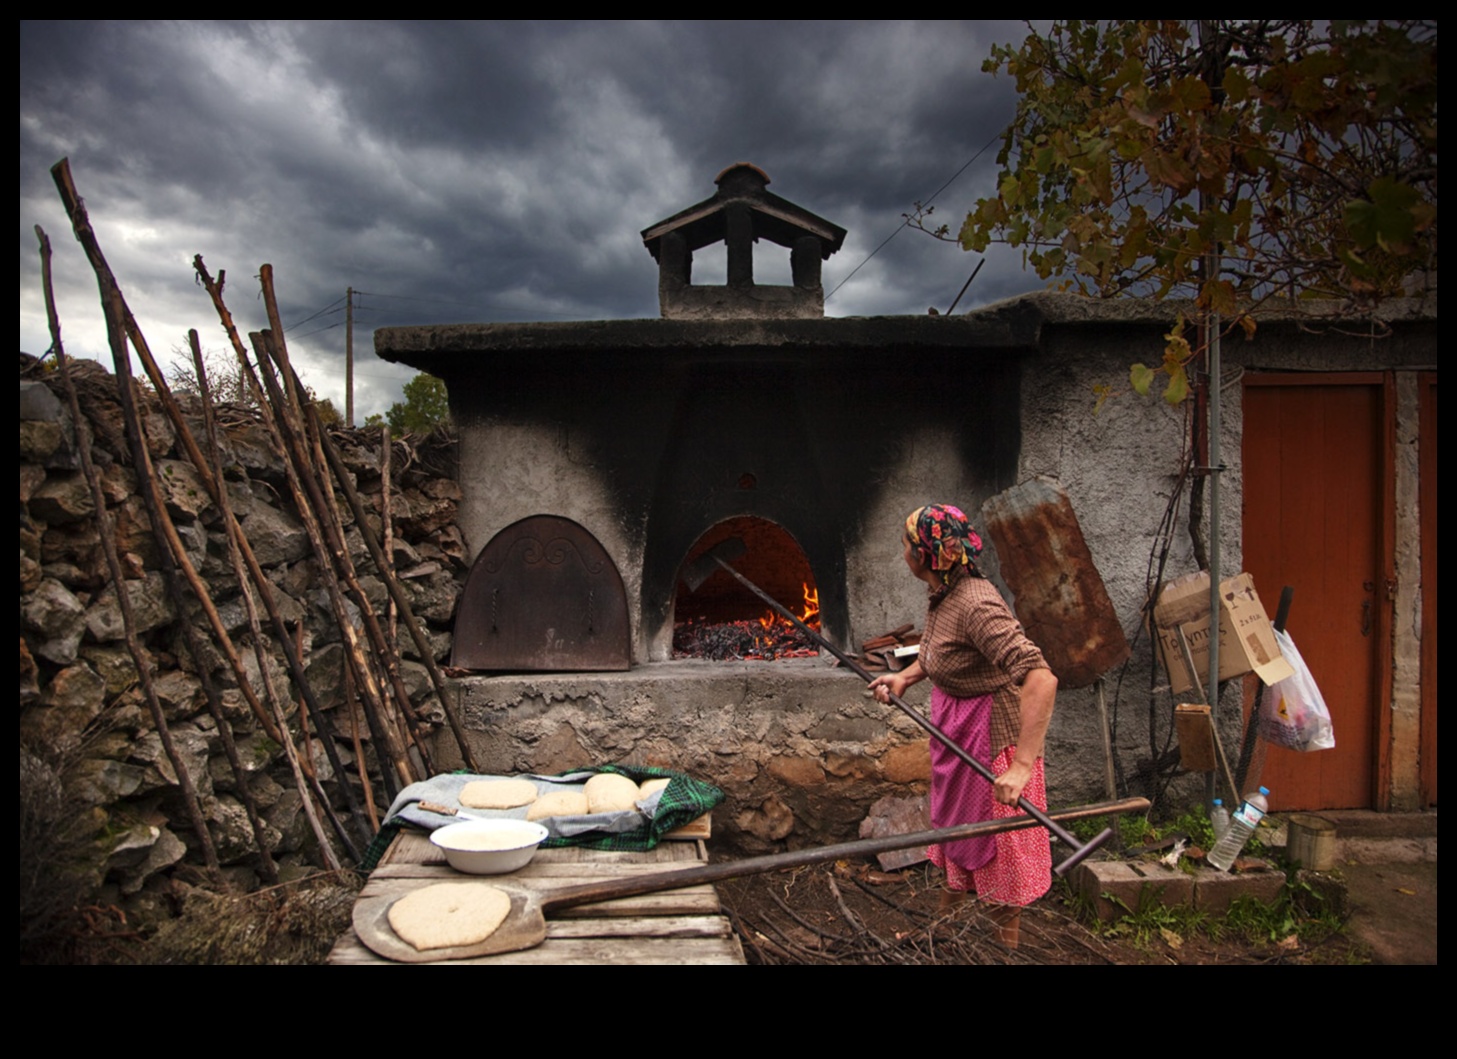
<box><xmin>672</xmin><ymin>516</ymin><xmax>821</xmax><ymax>661</ymax></box>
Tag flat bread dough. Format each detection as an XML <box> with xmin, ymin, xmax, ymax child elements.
<box><xmin>460</xmin><ymin>778</ymin><xmax>539</xmax><ymax>809</ymax></box>
<box><xmin>526</xmin><ymin>790</ymin><xmax>590</xmax><ymax>820</ymax></box>
<box><xmin>638</xmin><ymin>777</ymin><xmax>671</xmax><ymax>798</ymax></box>
<box><xmin>387</xmin><ymin>882</ymin><xmax>511</xmax><ymax>951</ymax></box>
<box><xmin>585</xmin><ymin>772</ymin><xmax>642</xmax><ymax>814</ymax></box>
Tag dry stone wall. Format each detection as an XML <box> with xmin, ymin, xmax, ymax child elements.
<box><xmin>19</xmin><ymin>354</ymin><xmax>465</xmax><ymax>915</ymax></box>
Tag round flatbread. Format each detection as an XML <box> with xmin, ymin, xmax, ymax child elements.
<box><xmin>387</xmin><ymin>883</ymin><xmax>511</xmax><ymax>951</ymax></box>
<box><xmin>585</xmin><ymin>772</ymin><xmax>642</xmax><ymax>814</ymax></box>
<box><xmin>459</xmin><ymin>778</ymin><xmax>539</xmax><ymax>809</ymax></box>
<box><xmin>526</xmin><ymin>790</ymin><xmax>590</xmax><ymax>821</ymax></box>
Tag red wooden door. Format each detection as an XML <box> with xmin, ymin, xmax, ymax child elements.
<box><xmin>1241</xmin><ymin>374</ymin><xmax>1391</xmax><ymax>810</ymax></box>
<box><xmin>1419</xmin><ymin>374</ymin><xmax>1437</xmax><ymax>807</ymax></box>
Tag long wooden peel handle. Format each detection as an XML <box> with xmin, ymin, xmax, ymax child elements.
<box><xmin>541</xmin><ymin>796</ymin><xmax>1148</xmax><ymax>914</ymax></box>
<box><xmin>710</xmin><ymin>555</ymin><xmax>1106</xmax><ymax>876</ymax></box>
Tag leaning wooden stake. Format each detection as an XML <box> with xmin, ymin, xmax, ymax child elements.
<box><xmin>344</xmin><ymin>662</ymin><xmax>381</xmax><ymax>832</ymax></box>
<box><xmin>381</xmin><ymin>426</ymin><xmax>397</xmax><ymax>652</ymax></box>
<box><xmin>186</xmin><ymin>256</ymin><xmax>372</xmax><ymax>855</ymax></box>
<box><xmin>190</xmin><ymin>330</ymin><xmax>345</xmax><ymax>871</ymax></box>
<box><xmin>248</xmin><ymin>331</ymin><xmax>416</xmax><ymax>795</ymax></box>
<box><xmin>40</xmin><ymin>173</ymin><xmax>223</xmax><ymax>877</ymax></box>
<box><xmin>253</xmin><ymin>270</ymin><xmax>444</xmax><ymax>778</ymax></box>
<box><xmin>310</xmin><ymin>413</ymin><xmax>481</xmax><ymax>773</ymax></box>
<box><xmin>300</xmin><ymin>399</ymin><xmax>438</xmax><ymax>777</ymax></box>
<box><xmin>58</xmin><ymin>257</ymin><xmax>277</xmax><ymax>881</ymax></box>
<box><xmin>86</xmin><ymin>245</ymin><xmax>366</xmax><ymax>856</ymax></box>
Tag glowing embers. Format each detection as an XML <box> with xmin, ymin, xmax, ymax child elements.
<box><xmin>672</xmin><ymin>516</ymin><xmax>820</xmax><ymax>661</ymax></box>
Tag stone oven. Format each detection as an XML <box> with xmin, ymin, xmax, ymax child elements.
<box><xmin>377</xmin><ymin>165</ymin><xmax>1034</xmax><ymax>667</ymax></box>
<box><xmin>374</xmin><ymin>165</ymin><xmax>1044</xmax><ymax>848</ymax></box>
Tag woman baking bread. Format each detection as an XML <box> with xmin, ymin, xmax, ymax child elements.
<box><xmin>868</xmin><ymin>504</ymin><xmax>1057</xmax><ymax>947</ymax></box>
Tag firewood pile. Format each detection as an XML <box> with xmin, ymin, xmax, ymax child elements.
<box><xmin>842</xmin><ymin>623</ymin><xmax>921</xmax><ymax>673</ymax></box>
<box><xmin>672</xmin><ymin>617</ymin><xmax>821</xmax><ymax>661</ymax></box>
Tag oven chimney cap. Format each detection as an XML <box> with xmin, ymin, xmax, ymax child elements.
<box><xmin>714</xmin><ymin>162</ymin><xmax>772</xmax><ymax>191</ymax></box>
<box><xmin>641</xmin><ymin>165</ymin><xmax>847</xmax><ymax>320</ymax></box>
<box><xmin>642</xmin><ymin>164</ymin><xmax>845</xmax><ymax>260</ymax></box>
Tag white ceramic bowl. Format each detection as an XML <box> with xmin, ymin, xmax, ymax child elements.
<box><xmin>430</xmin><ymin>818</ymin><xmax>550</xmax><ymax>875</ymax></box>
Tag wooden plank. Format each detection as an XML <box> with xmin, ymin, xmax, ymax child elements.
<box><xmin>663</xmin><ymin>813</ymin><xmax>712</xmax><ymax>840</ymax></box>
<box><xmin>545</xmin><ymin>915</ymin><xmax>735</xmax><ymax>940</ymax></box>
<box><xmin>328</xmin><ymin>928</ymin><xmax>745</xmax><ymax>966</ymax></box>
<box><xmin>366</xmin><ymin>860</ymin><xmax>717</xmax><ymax>883</ymax></box>
<box><xmin>534</xmin><ymin>838</ymin><xmax>707</xmax><ymax>862</ymax></box>
<box><xmin>380</xmin><ymin>829</ymin><xmax>709</xmax><ymax>866</ymax></box>
<box><xmin>420</xmin><ymin>936</ymin><xmax>746</xmax><ymax>966</ymax></box>
<box><xmin>479</xmin><ymin>937</ymin><xmax>745</xmax><ymax>965</ymax></box>
<box><xmin>334</xmin><ymin>826</ymin><xmax>743</xmax><ymax>965</ymax></box>
<box><xmin>554</xmin><ymin>890</ymin><xmax>721</xmax><ymax>917</ymax></box>
<box><xmin>359</xmin><ymin>871</ymin><xmax>722</xmax><ymax>916</ymax></box>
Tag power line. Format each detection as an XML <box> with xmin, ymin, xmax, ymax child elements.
<box><xmin>283</xmin><ymin>297</ymin><xmax>346</xmax><ymax>332</ymax></box>
<box><xmin>289</xmin><ymin>320</ymin><xmax>344</xmax><ymax>341</ymax></box>
<box><xmin>825</xmin><ymin>126</ymin><xmax>1005</xmax><ymax>303</ymax></box>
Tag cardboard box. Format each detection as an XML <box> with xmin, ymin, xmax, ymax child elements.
<box><xmin>1153</xmin><ymin>571</ymin><xmax>1294</xmax><ymax>696</ymax></box>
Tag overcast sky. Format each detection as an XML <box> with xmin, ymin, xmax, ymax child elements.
<box><xmin>20</xmin><ymin>20</ymin><xmax>1047</xmax><ymax>420</ymax></box>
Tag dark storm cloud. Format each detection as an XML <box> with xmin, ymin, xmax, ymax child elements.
<box><xmin>20</xmin><ymin>20</ymin><xmax>1044</xmax><ymax>417</ymax></box>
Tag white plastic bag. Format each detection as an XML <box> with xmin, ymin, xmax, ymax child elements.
<box><xmin>1260</xmin><ymin>629</ymin><xmax>1335</xmax><ymax>751</ymax></box>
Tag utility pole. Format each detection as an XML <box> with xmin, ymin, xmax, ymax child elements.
<box><xmin>1198</xmin><ymin>20</ymin><xmax>1225</xmax><ymax>810</ymax></box>
<box><xmin>345</xmin><ymin>287</ymin><xmax>354</xmax><ymax>427</ymax></box>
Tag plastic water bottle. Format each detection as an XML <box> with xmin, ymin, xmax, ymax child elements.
<box><xmin>1207</xmin><ymin>787</ymin><xmax>1270</xmax><ymax>871</ymax></box>
<box><xmin>1210</xmin><ymin>799</ymin><xmax>1231</xmax><ymax>842</ymax></box>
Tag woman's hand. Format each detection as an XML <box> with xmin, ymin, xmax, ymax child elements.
<box><xmin>996</xmin><ymin>667</ymin><xmax>1056</xmax><ymax>806</ymax></box>
<box><xmin>868</xmin><ymin>661</ymin><xmax>922</xmax><ymax>704</ymax></box>
<box><xmin>868</xmin><ymin>673</ymin><xmax>908</xmax><ymax>704</ymax></box>
<box><xmin>993</xmin><ymin>760</ymin><xmax>1033</xmax><ymax>806</ymax></box>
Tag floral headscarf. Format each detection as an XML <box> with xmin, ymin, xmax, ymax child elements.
<box><xmin>905</xmin><ymin>504</ymin><xmax>983</xmax><ymax>583</ymax></box>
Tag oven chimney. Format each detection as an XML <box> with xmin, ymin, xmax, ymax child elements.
<box><xmin>641</xmin><ymin>163</ymin><xmax>847</xmax><ymax>320</ymax></box>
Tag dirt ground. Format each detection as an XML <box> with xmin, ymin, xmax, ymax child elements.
<box><xmin>717</xmin><ymin>857</ymin><xmax>1375</xmax><ymax>966</ymax></box>
<box><xmin>1337</xmin><ymin>856</ymin><xmax>1438</xmax><ymax>965</ymax></box>
<box><xmin>38</xmin><ymin>814</ymin><xmax>1431</xmax><ymax>965</ymax></box>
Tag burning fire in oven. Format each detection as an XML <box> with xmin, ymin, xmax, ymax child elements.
<box><xmin>674</xmin><ymin>582</ymin><xmax>822</xmax><ymax>661</ymax></box>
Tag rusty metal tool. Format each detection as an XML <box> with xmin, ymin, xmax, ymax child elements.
<box><xmin>353</xmin><ymin>795</ymin><xmax>1148</xmax><ymax>961</ymax></box>
<box><xmin>681</xmin><ymin>538</ymin><xmax>1114</xmax><ymax>877</ymax></box>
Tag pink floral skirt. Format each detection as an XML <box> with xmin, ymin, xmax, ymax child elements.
<box><xmin>928</xmin><ymin>743</ymin><xmax>1052</xmax><ymax>907</ymax></box>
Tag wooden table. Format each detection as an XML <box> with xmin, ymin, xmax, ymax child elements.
<box><xmin>328</xmin><ymin>830</ymin><xmax>746</xmax><ymax>965</ymax></box>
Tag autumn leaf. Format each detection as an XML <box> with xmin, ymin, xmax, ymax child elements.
<box><xmin>1163</xmin><ymin>364</ymin><xmax>1189</xmax><ymax>405</ymax></box>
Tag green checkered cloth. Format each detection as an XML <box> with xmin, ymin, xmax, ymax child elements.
<box><xmin>539</xmin><ymin>764</ymin><xmax>722</xmax><ymax>852</ymax></box>
<box><xmin>359</xmin><ymin>764</ymin><xmax>722</xmax><ymax>872</ymax></box>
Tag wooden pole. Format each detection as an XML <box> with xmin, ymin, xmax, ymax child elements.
<box><xmin>41</xmin><ymin>169</ymin><xmax>224</xmax><ymax>877</ymax></box>
<box><xmin>309</xmin><ymin>412</ymin><xmax>481</xmax><ymax>771</ymax></box>
<box><xmin>248</xmin><ymin>330</ymin><xmax>415</xmax><ymax>795</ymax></box>
<box><xmin>381</xmin><ymin>426</ymin><xmax>397</xmax><ymax>655</ymax></box>
<box><xmin>346</xmin><ymin>286</ymin><xmax>354</xmax><ymax>428</ymax></box>
<box><xmin>75</xmin><ymin>320</ymin><xmax>285</xmax><ymax>745</ymax></box>
<box><xmin>250</xmin><ymin>270</ymin><xmax>444</xmax><ymax>776</ymax></box>
<box><xmin>189</xmin><ymin>256</ymin><xmax>370</xmax><ymax>857</ymax></box>
<box><xmin>76</xmin><ymin>233</ymin><xmax>368</xmax><ymax>856</ymax></box>
<box><xmin>344</xmin><ymin>661</ymin><xmax>380</xmax><ymax>832</ymax></box>
<box><xmin>190</xmin><ymin>331</ymin><xmax>344</xmax><ymax>870</ymax></box>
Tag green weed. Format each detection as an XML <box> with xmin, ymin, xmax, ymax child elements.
<box><xmin>1098</xmin><ymin>886</ymin><xmax>1211</xmax><ymax>947</ymax></box>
